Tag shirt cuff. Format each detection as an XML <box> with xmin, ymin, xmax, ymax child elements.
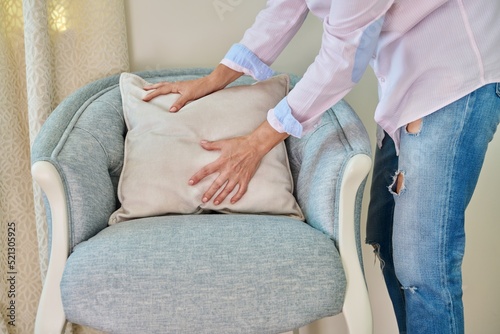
<box><xmin>267</xmin><ymin>97</ymin><xmax>303</xmax><ymax>138</ymax></box>
<box><xmin>221</xmin><ymin>43</ymin><xmax>275</xmax><ymax>81</ymax></box>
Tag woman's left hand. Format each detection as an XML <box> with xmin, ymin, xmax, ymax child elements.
<box><xmin>189</xmin><ymin>120</ymin><xmax>289</xmax><ymax>205</ymax></box>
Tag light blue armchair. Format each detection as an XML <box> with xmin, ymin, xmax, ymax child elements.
<box><xmin>32</xmin><ymin>68</ymin><xmax>373</xmax><ymax>334</ymax></box>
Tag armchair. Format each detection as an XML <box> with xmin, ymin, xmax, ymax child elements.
<box><xmin>32</xmin><ymin>68</ymin><xmax>372</xmax><ymax>334</ymax></box>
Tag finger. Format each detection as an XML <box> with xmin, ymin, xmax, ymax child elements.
<box><xmin>142</xmin><ymin>92</ymin><xmax>156</xmax><ymax>102</ymax></box>
<box><xmin>143</xmin><ymin>83</ymin><xmax>179</xmax><ymax>102</ymax></box>
<box><xmin>213</xmin><ymin>179</ymin><xmax>238</xmax><ymax>205</ymax></box>
<box><xmin>169</xmin><ymin>95</ymin><xmax>191</xmax><ymax>112</ymax></box>
<box><xmin>230</xmin><ymin>181</ymin><xmax>248</xmax><ymax>204</ymax></box>
<box><xmin>143</xmin><ymin>88</ymin><xmax>167</xmax><ymax>102</ymax></box>
<box><xmin>143</xmin><ymin>82</ymin><xmax>164</xmax><ymax>91</ymax></box>
<box><xmin>201</xmin><ymin>176</ymin><xmax>228</xmax><ymax>204</ymax></box>
<box><xmin>200</xmin><ymin>140</ymin><xmax>223</xmax><ymax>152</ymax></box>
<box><xmin>189</xmin><ymin>160</ymin><xmax>220</xmax><ymax>186</ymax></box>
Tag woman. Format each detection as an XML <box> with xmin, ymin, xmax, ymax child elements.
<box><xmin>143</xmin><ymin>1</ymin><xmax>500</xmax><ymax>333</ymax></box>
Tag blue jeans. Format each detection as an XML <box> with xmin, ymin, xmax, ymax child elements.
<box><xmin>366</xmin><ymin>83</ymin><xmax>500</xmax><ymax>334</ymax></box>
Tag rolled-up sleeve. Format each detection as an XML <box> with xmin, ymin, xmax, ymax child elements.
<box><xmin>221</xmin><ymin>44</ymin><xmax>275</xmax><ymax>81</ymax></box>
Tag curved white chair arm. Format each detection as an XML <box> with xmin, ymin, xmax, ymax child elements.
<box><xmin>32</xmin><ymin>161</ymin><xmax>69</xmax><ymax>334</ymax></box>
<box><xmin>338</xmin><ymin>154</ymin><xmax>373</xmax><ymax>334</ymax></box>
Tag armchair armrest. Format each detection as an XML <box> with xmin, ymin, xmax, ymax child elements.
<box><xmin>30</xmin><ymin>74</ymin><xmax>125</xmax><ymax>250</ymax></box>
<box><xmin>31</xmin><ymin>74</ymin><xmax>126</xmax><ymax>333</ymax></box>
<box><xmin>285</xmin><ymin>100</ymin><xmax>372</xmax><ymax>333</ymax></box>
<box><xmin>32</xmin><ymin>161</ymin><xmax>68</xmax><ymax>334</ymax></box>
<box><xmin>286</xmin><ymin>100</ymin><xmax>371</xmax><ymax>241</ymax></box>
<box><xmin>338</xmin><ymin>154</ymin><xmax>372</xmax><ymax>333</ymax></box>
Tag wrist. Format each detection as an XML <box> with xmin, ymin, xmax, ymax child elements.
<box><xmin>248</xmin><ymin>121</ymin><xmax>289</xmax><ymax>157</ymax></box>
<box><xmin>206</xmin><ymin>64</ymin><xmax>243</xmax><ymax>91</ymax></box>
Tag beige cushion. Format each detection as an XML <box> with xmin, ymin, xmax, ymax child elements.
<box><xmin>109</xmin><ymin>73</ymin><xmax>304</xmax><ymax>224</ymax></box>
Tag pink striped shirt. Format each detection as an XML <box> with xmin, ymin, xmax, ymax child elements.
<box><xmin>221</xmin><ymin>0</ymin><xmax>500</xmax><ymax>150</ymax></box>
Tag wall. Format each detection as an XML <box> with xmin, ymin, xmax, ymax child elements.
<box><xmin>124</xmin><ymin>1</ymin><xmax>500</xmax><ymax>333</ymax></box>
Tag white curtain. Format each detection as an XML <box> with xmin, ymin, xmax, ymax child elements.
<box><xmin>0</xmin><ymin>0</ymin><xmax>128</xmax><ymax>333</ymax></box>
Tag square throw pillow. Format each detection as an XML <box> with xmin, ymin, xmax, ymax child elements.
<box><xmin>109</xmin><ymin>72</ymin><xmax>304</xmax><ymax>224</ymax></box>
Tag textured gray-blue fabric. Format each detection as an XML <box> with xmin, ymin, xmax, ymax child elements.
<box><xmin>31</xmin><ymin>68</ymin><xmax>371</xmax><ymax>333</ymax></box>
<box><xmin>287</xmin><ymin>100</ymin><xmax>371</xmax><ymax>244</ymax></box>
<box><xmin>61</xmin><ymin>215</ymin><xmax>345</xmax><ymax>333</ymax></box>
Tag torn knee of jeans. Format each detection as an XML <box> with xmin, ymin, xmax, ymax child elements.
<box><xmin>388</xmin><ymin>170</ymin><xmax>405</xmax><ymax>195</ymax></box>
<box><xmin>369</xmin><ymin>243</ymin><xmax>386</xmax><ymax>269</ymax></box>
<box><xmin>401</xmin><ymin>286</ymin><xmax>418</xmax><ymax>294</ymax></box>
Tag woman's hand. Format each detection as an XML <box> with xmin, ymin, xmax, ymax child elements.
<box><xmin>143</xmin><ymin>77</ymin><xmax>211</xmax><ymax>112</ymax></box>
<box><xmin>142</xmin><ymin>64</ymin><xmax>243</xmax><ymax>111</ymax></box>
<box><xmin>189</xmin><ymin>121</ymin><xmax>289</xmax><ymax>205</ymax></box>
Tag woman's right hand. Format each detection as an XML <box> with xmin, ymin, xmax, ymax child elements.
<box><xmin>142</xmin><ymin>64</ymin><xmax>243</xmax><ymax>112</ymax></box>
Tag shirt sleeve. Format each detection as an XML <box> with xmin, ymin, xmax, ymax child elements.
<box><xmin>223</xmin><ymin>0</ymin><xmax>394</xmax><ymax>138</ymax></box>
<box><xmin>221</xmin><ymin>0</ymin><xmax>310</xmax><ymax>81</ymax></box>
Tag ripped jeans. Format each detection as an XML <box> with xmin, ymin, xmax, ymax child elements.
<box><xmin>366</xmin><ymin>83</ymin><xmax>500</xmax><ymax>334</ymax></box>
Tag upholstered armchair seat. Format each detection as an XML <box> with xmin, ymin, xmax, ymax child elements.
<box><xmin>63</xmin><ymin>216</ymin><xmax>344</xmax><ymax>333</ymax></box>
<box><xmin>31</xmin><ymin>68</ymin><xmax>372</xmax><ymax>334</ymax></box>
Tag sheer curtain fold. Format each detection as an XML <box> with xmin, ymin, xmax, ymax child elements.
<box><xmin>1</xmin><ymin>0</ymin><xmax>129</xmax><ymax>333</ymax></box>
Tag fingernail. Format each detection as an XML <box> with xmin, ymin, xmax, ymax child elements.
<box><xmin>170</xmin><ymin>106</ymin><xmax>177</xmax><ymax>112</ymax></box>
<box><xmin>188</xmin><ymin>179</ymin><xmax>194</xmax><ymax>185</ymax></box>
<box><xmin>200</xmin><ymin>140</ymin><xmax>208</xmax><ymax>144</ymax></box>
<box><xmin>214</xmin><ymin>200</ymin><xmax>220</xmax><ymax>205</ymax></box>
<box><xmin>202</xmin><ymin>197</ymin><xmax>208</xmax><ymax>203</ymax></box>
